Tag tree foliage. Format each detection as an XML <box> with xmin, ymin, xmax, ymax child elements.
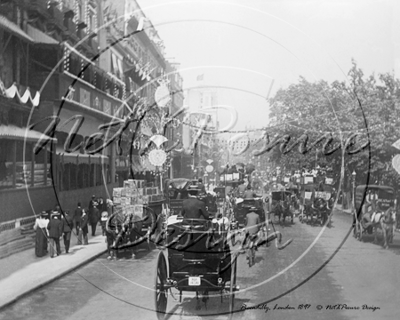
<box><xmin>266</xmin><ymin>60</ymin><xmax>400</xmax><ymax>190</ymax></box>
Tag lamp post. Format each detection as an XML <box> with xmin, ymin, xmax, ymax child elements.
<box><xmin>352</xmin><ymin>170</ymin><xmax>356</xmax><ymax>211</ymax></box>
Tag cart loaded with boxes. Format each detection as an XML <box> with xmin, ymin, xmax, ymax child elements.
<box><xmin>107</xmin><ymin>179</ymin><xmax>166</xmax><ymax>257</ymax></box>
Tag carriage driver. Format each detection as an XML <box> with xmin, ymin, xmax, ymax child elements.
<box><xmin>181</xmin><ymin>187</ymin><xmax>209</xmax><ymax>220</ymax></box>
<box><xmin>362</xmin><ymin>192</ymin><xmax>380</xmax><ymax>228</ymax></box>
<box><xmin>244</xmin><ymin>185</ymin><xmax>258</xmax><ymax>199</ymax></box>
<box><xmin>244</xmin><ymin>206</ymin><xmax>262</xmax><ymax>255</ymax></box>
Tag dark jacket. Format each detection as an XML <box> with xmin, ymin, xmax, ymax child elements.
<box><xmin>181</xmin><ymin>197</ymin><xmax>208</xmax><ymax>220</ymax></box>
<box><xmin>62</xmin><ymin>214</ymin><xmax>74</xmax><ymax>233</ymax></box>
<box><xmin>47</xmin><ymin>217</ymin><xmax>63</xmax><ymax>238</ymax></box>
<box><xmin>88</xmin><ymin>199</ymin><xmax>99</xmax><ymax>224</ymax></box>
<box><xmin>98</xmin><ymin>200</ymin><xmax>107</xmax><ymax>213</ymax></box>
<box><xmin>80</xmin><ymin>213</ymin><xmax>89</xmax><ymax>232</ymax></box>
<box><xmin>74</xmin><ymin>206</ymin><xmax>83</xmax><ymax>222</ymax></box>
<box><xmin>89</xmin><ymin>207</ymin><xmax>99</xmax><ymax>224</ymax></box>
<box><xmin>89</xmin><ymin>199</ymin><xmax>98</xmax><ymax>210</ymax></box>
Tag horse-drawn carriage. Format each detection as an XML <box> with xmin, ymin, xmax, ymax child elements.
<box><xmin>154</xmin><ymin>217</ymin><xmax>238</xmax><ymax>319</ymax></box>
<box><xmin>353</xmin><ymin>185</ymin><xmax>396</xmax><ymax>248</ymax></box>
<box><xmin>164</xmin><ymin>178</ymin><xmax>217</xmax><ymax>217</ymax></box>
<box><xmin>299</xmin><ymin>183</ymin><xmax>332</xmax><ymax>225</ymax></box>
<box><xmin>286</xmin><ymin>186</ymin><xmax>300</xmax><ymax>213</ymax></box>
<box><xmin>233</xmin><ymin>197</ymin><xmax>265</xmax><ymax>228</ymax></box>
<box><xmin>269</xmin><ymin>190</ymin><xmax>294</xmax><ymax>224</ymax></box>
<box><xmin>106</xmin><ymin>204</ymin><xmax>158</xmax><ymax>258</ymax></box>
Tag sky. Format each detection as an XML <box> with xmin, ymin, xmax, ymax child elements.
<box><xmin>136</xmin><ymin>0</ymin><xmax>398</xmax><ymax>131</ymax></box>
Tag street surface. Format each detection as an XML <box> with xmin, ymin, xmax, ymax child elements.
<box><xmin>1</xmin><ymin>209</ymin><xmax>399</xmax><ymax>320</ymax></box>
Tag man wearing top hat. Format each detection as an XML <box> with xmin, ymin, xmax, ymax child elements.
<box><xmin>181</xmin><ymin>188</ymin><xmax>209</xmax><ymax>220</ymax></box>
<box><xmin>47</xmin><ymin>212</ymin><xmax>63</xmax><ymax>258</ymax></box>
<box><xmin>88</xmin><ymin>195</ymin><xmax>99</xmax><ymax>236</ymax></box>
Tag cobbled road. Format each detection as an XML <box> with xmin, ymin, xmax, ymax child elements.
<box><xmin>1</xmin><ymin>209</ymin><xmax>399</xmax><ymax>320</ymax></box>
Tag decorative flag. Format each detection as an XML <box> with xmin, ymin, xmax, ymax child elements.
<box><xmin>196</xmin><ymin>74</ymin><xmax>204</xmax><ymax>81</ymax></box>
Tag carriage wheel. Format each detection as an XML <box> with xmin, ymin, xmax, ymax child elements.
<box><xmin>155</xmin><ymin>252</ymin><xmax>168</xmax><ymax>320</ymax></box>
<box><xmin>228</xmin><ymin>254</ymin><xmax>237</xmax><ymax>320</ymax></box>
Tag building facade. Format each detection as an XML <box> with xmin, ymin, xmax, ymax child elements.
<box><xmin>0</xmin><ymin>0</ymin><xmax>183</xmax><ymax>225</ymax></box>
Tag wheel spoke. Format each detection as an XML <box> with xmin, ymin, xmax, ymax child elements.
<box><xmin>155</xmin><ymin>253</ymin><xmax>168</xmax><ymax>319</ymax></box>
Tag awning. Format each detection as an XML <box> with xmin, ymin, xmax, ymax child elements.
<box><xmin>27</xmin><ymin>24</ymin><xmax>59</xmax><ymax>44</ymax></box>
<box><xmin>0</xmin><ymin>15</ymin><xmax>34</xmax><ymax>43</ymax></box>
<box><xmin>56</xmin><ymin>147</ymin><xmax>108</xmax><ymax>164</ymax></box>
<box><xmin>0</xmin><ymin>125</ymin><xmax>56</xmax><ymax>143</ymax></box>
<box><xmin>2</xmin><ymin>83</ymin><xmax>40</xmax><ymax>107</ymax></box>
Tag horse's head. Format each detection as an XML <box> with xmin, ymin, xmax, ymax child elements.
<box><xmin>383</xmin><ymin>207</ymin><xmax>396</xmax><ymax>224</ymax></box>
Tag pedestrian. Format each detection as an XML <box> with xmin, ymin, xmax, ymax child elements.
<box><xmin>61</xmin><ymin>210</ymin><xmax>73</xmax><ymax>253</ymax></box>
<box><xmin>106</xmin><ymin>198</ymin><xmax>113</xmax><ymax>216</ymax></box>
<box><xmin>33</xmin><ymin>211</ymin><xmax>49</xmax><ymax>257</ymax></box>
<box><xmin>78</xmin><ymin>209</ymin><xmax>89</xmax><ymax>245</ymax></box>
<box><xmin>104</xmin><ymin>215</ymin><xmax>115</xmax><ymax>260</ymax></box>
<box><xmin>47</xmin><ymin>212</ymin><xmax>63</xmax><ymax>258</ymax></box>
<box><xmin>100</xmin><ymin>211</ymin><xmax>108</xmax><ymax>236</ymax></box>
<box><xmin>88</xmin><ymin>195</ymin><xmax>99</xmax><ymax>236</ymax></box>
<box><xmin>74</xmin><ymin>202</ymin><xmax>83</xmax><ymax>235</ymax></box>
<box><xmin>53</xmin><ymin>205</ymin><xmax>61</xmax><ymax>216</ymax></box>
<box><xmin>98</xmin><ymin>197</ymin><xmax>107</xmax><ymax>214</ymax></box>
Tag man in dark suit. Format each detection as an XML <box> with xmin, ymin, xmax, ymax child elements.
<box><xmin>61</xmin><ymin>211</ymin><xmax>73</xmax><ymax>253</ymax></box>
<box><xmin>47</xmin><ymin>214</ymin><xmax>63</xmax><ymax>258</ymax></box>
<box><xmin>181</xmin><ymin>189</ymin><xmax>209</xmax><ymax>220</ymax></box>
<box><xmin>88</xmin><ymin>195</ymin><xmax>99</xmax><ymax>236</ymax></box>
<box><xmin>74</xmin><ymin>202</ymin><xmax>83</xmax><ymax>235</ymax></box>
<box><xmin>78</xmin><ymin>209</ymin><xmax>89</xmax><ymax>245</ymax></box>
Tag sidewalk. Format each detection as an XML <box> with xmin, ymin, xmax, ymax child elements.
<box><xmin>336</xmin><ymin>204</ymin><xmax>352</xmax><ymax>215</ymax></box>
<box><xmin>0</xmin><ymin>226</ymin><xmax>107</xmax><ymax>310</ymax></box>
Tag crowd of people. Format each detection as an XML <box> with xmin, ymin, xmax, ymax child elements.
<box><xmin>33</xmin><ymin>195</ymin><xmax>112</xmax><ymax>259</ymax></box>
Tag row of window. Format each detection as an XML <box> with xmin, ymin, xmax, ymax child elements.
<box><xmin>0</xmin><ymin>140</ymin><xmax>50</xmax><ymax>190</ymax></box>
<box><xmin>0</xmin><ymin>140</ymin><xmax>112</xmax><ymax>191</ymax></box>
<box><xmin>59</xmin><ymin>162</ymin><xmax>111</xmax><ymax>191</ymax></box>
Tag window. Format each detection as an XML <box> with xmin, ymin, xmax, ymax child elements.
<box><xmin>62</xmin><ymin>163</ymin><xmax>70</xmax><ymax>190</ymax></box>
<box><xmin>0</xmin><ymin>140</ymin><xmax>13</xmax><ymax>189</ymax></box>
<box><xmin>34</xmin><ymin>145</ymin><xmax>50</xmax><ymax>186</ymax></box>
<box><xmin>90</xmin><ymin>163</ymin><xmax>95</xmax><ymax>187</ymax></box>
<box><xmin>95</xmin><ymin>163</ymin><xmax>102</xmax><ymax>186</ymax></box>
<box><xmin>87</xmin><ymin>3</ymin><xmax>97</xmax><ymax>33</ymax></box>
<box><xmin>74</xmin><ymin>0</ymin><xmax>82</xmax><ymax>24</ymax></box>
<box><xmin>78</xmin><ymin>163</ymin><xmax>89</xmax><ymax>188</ymax></box>
<box><xmin>15</xmin><ymin>141</ymin><xmax>33</xmax><ymax>188</ymax></box>
<box><xmin>111</xmin><ymin>53</ymin><xmax>124</xmax><ymax>81</ymax></box>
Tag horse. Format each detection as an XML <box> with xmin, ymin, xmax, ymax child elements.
<box><xmin>373</xmin><ymin>207</ymin><xmax>396</xmax><ymax>249</ymax></box>
<box><xmin>272</xmin><ymin>200</ymin><xmax>293</xmax><ymax>224</ymax></box>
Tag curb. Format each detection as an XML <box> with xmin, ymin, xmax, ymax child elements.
<box><xmin>0</xmin><ymin>248</ymin><xmax>107</xmax><ymax>311</ymax></box>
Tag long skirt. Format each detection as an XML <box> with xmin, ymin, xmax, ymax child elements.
<box><xmin>35</xmin><ymin>227</ymin><xmax>48</xmax><ymax>257</ymax></box>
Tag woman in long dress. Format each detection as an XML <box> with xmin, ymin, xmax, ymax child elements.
<box><xmin>33</xmin><ymin>212</ymin><xmax>49</xmax><ymax>257</ymax></box>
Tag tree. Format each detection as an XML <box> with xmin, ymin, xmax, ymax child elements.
<box><xmin>266</xmin><ymin>60</ymin><xmax>400</xmax><ymax>191</ymax></box>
